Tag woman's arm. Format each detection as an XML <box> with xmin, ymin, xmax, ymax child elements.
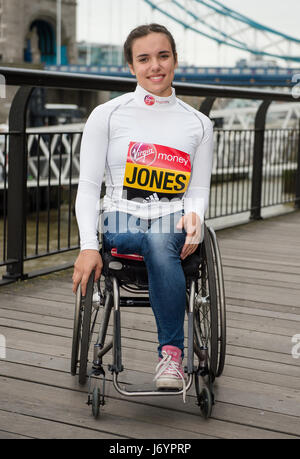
<box><xmin>184</xmin><ymin>117</ymin><xmax>214</xmax><ymax>224</ymax></box>
<box><xmin>73</xmin><ymin>105</ymin><xmax>109</xmax><ymax>295</ymax></box>
<box><xmin>177</xmin><ymin>117</ymin><xmax>214</xmax><ymax>260</ymax></box>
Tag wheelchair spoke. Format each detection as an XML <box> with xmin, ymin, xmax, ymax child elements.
<box><xmin>88</xmin><ymin>308</ymin><xmax>99</xmax><ymax>350</ymax></box>
<box><xmin>193</xmin><ymin>228</ymin><xmax>219</xmax><ymax>381</ymax></box>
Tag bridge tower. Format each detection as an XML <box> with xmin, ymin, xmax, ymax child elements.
<box><xmin>0</xmin><ymin>0</ymin><xmax>106</xmax><ymax>125</ymax></box>
<box><xmin>0</xmin><ymin>0</ymin><xmax>77</xmax><ymax>65</ymax></box>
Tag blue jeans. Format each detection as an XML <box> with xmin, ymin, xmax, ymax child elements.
<box><xmin>102</xmin><ymin>211</ymin><xmax>187</xmax><ymax>358</ymax></box>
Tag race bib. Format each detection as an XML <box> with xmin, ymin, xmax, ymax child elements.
<box><xmin>122</xmin><ymin>142</ymin><xmax>191</xmax><ymax>203</ymax></box>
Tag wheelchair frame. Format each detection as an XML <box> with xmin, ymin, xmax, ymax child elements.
<box><xmin>71</xmin><ymin>223</ymin><xmax>226</xmax><ymax>419</ymax></box>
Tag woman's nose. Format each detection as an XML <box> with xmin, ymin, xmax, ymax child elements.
<box><xmin>150</xmin><ymin>59</ymin><xmax>161</xmax><ymax>71</ymax></box>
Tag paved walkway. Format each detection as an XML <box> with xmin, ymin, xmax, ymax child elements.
<box><xmin>0</xmin><ymin>211</ymin><xmax>299</xmax><ymax>439</ymax></box>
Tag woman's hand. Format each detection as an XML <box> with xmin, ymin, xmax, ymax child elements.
<box><xmin>72</xmin><ymin>249</ymin><xmax>103</xmax><ymax>296</ymax></box>
<box><xmin>176</xmin><ymin>212</ymin><xmax>202</xmax><ymax>260</ymax></box>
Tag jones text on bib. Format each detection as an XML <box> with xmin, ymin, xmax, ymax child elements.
<box><xmin>122</xmin><ymin>142</ymin><xmax>191</xmax><ymax>203</ymax></box>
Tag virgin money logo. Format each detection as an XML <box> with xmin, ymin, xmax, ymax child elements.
<box><xmin>144</xmin><ymin>95</ymin><xmax>155</xmax><ymax>106</ymax></box>
<box><xmin>130</xmin><ymin>142</ymin><xmax>157</xmax><ymax>166</ymax></box>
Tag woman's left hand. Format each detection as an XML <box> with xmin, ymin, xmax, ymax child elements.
<box><xmin>176</xmin><ymin>212</ymin><xmax>202</xmax><ymax>260</ymax></box>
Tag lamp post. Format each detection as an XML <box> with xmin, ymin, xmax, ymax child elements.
<box><xmin>56</xmin><ymin>0</ymin><xmax>62</xmax><ymax>65</ymax></box>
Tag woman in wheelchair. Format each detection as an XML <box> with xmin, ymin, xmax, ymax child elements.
<box><xmin>72</xmin><ymin>24</ymin><xmax>214</xmax><ymax>393</ymax></box>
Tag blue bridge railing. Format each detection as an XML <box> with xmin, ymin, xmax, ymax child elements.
<box><xmin>46</xmin><ymin>64</ymin><xmax>300</xmax><ymax>86</ymax></box>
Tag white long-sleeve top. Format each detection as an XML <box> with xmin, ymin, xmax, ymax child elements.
<box><xmin>75</xmin><ymin>84</ymin><xmax>214</xmax><ymax>250</ymax></box>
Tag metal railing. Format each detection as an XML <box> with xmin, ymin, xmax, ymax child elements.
<box><xmin>0</xmin><ymin>66</ymin><xmax>299</xmax><ymax>283</ymax></box>
<box><xmin>24</xmin><ymin>131</ymin><xmax>81</xmax><ymax>257</ymax></box>
<box><xmin>207</xmin><ymin>126</ymin><xmax>300</xmax><ymax>219</ymax></box>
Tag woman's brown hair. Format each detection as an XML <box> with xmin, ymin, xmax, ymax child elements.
<box><xmin>123</xmin><ymin>23</ymin><xmax>177</xmax><ymax>65</ymax></box>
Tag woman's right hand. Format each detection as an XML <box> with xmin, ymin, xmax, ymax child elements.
<box><xmin>72</xmin><ymin>249</ymin><xmax>103</xmax><ymax>296</ymax></box>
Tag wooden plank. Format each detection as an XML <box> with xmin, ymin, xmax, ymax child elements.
<box><xmin>0</xmin><ymin>375</ymin><xmax>215</xmax><ymax>439</ymax></box>
<box><xmin>1</xmin><ymin>294</ymin><xmax>299</xmax><ymax>345</ymax></box>
<box><xmin>224</xmin><ymin>353</ymin><xmax>300</xmax><ymax>379</ymax></box>
<box><xmin>227</xmin><ymin>297</ymin><xmax>299</xmax><ymax>316</ymax></box>
<box><xmin>224</xmin><ymin>269</ymin><xmax>300</xmax><ymax>288</ymax></box>
<box><xmin>2</xmin><ymin>310</ymin><xmax>296</xmax><ymax>357</ymax></box>
<box><xmin>0</xmin><ymin>211</ymin><xmax>299</xmax><ymax>439</ymax></box>
<box><xmin>219</xmin><ymin>243</ymin><xmax>300</xmax><ymax>260</ymax></box>
<box><xmin>1</xmin><ymin>319</ymin><xmax>297</xmax><ymax>377</ymax></box>
<box><xmin>0</xmin><ymin>362</ymin><xmax>297</xmax><ymax>439</ymax></box>
<box><xmin>0</xmin><ymin>429</ymin><xmax>31</xmax><ymax>439</ymax></box>
<box><xmin>1</xmin><ymin>302</ymin><xmax>299</xmax><ymax>345</ymax></box>
<box><xmin>0</xmin><ymin>307</ymin><xmax>298</xmax><ymax>361</ymax></box>
<box><xmin>221</xmin><ymin>252</ymin><xmax>300</xmax><ymax>266</ymax></box>
<box><xmin>3</xmin><ymin>298</ymin><xmax>297</xmax><ymax>370</ymax></box>
<box><xmin>2</xmin><ymin>314</ymin><xmax>298</xmax><ymax>399</ymax></box>
<box><xmin>0</xmin><ymin>410</ymin><xmax>123</xmax><ymax>439</ymax></box>
<box><xmin>4</xmin><ymin>336</ymin><xmax>300</xmax><ymax>388</ymax></box>
<box><xmin>227</xmin><ymin>303</ymin><xmax>300</xmax><ymax>322</ymax></box>
<box><xmin>222</xmin><ymin>257</ymin><xmax>300</xmax><ymax>276</ymax></box>
<box><xmin>2</xmin><ymin>340</ymin><xmax>300</xmax><ymax>420</ymax></box>
<box><xmin>0</xmin><ymin>342</ymin><xmax>298</xmax><ymax>438</ymax></box>
<box><xmin>224</xmin><ymin>281</ymin><xmax>300</xmax><ymax>308</ymax></box>
<box><xmin>0</xmin><ymin>292</ymin><xmax>78</xmax><ymax>318</ymax></box>
<box><xmin>219</xmin><ymin>235</ymin><xmax>300</xmax><ymax>250</ymax></box>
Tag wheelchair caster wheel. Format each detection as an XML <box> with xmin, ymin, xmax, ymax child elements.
<box><xmin>92</xmin><ymin>387</ymin><xmax>101</xmax><ymax>419</ymax></box>
<box><xmin>199</xmin><ymin>386</ymin><xmax>212</xmax><ymax>419</ymax></box>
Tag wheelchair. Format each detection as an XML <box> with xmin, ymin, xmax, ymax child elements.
<box><xmin>70</xmin><ymin>222</ymin><xmax>226</xmax><ymax>420</ymax></box>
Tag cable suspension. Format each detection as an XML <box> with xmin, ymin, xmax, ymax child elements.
<box><xmin>142</xmin><ymin>0</ymin><xmax>300</xmax><ymax>62</ymax></box>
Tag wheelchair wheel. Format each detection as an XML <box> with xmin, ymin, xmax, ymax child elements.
<box><xmin>70</xmin><ymin>284</ymin><xmax>82</xmax><ymax>376</ymax></box>
<box><xmin>76</xmin><ymin>271</ymin><xmax>99</xmax><ymax>385</ymax></box>
<box><xmin>198</xmin><ymin>385</ymin><xmax>213</xmax><ymax>419</ymax></box>
<box><xmin>193</xmin><ymin>225</ymin><xmax>218</xmax><ymax>382</ymax></box>
<box><xmin>92</xmin><ymin>387</ymin><xmax>101</xmax><ymax>419</ymax></box>
<box><xmin>207</xmin><ymin>227</ymin><xmax>226</xmax><ymax>378</ymax></box>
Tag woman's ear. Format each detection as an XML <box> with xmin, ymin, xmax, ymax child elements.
<box><xmin>174</xmin><ymin>53</ymin><xmax>178</xmax><ymax>69</ymax></box>
<box><xmin>128</xmin><ymin>63</ymin><xmax>136</xmax><ymax>76</ymax></box>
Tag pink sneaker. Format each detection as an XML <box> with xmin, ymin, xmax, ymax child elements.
<box><xmin>154</xmin><ymin>345</ymin><xmax>186</xmax><ymax>392</ymax></box>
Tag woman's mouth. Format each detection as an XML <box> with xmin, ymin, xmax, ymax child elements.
<box><xmin>148</xmin><ymin>75</ymin><xmax>165</xmax><ymax>82</ymax></box>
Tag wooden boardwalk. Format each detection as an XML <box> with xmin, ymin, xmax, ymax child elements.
<box><xmin>0</xmin><ymin>211</ymin><xmax>299</xmax><ymax>439</ymax></box>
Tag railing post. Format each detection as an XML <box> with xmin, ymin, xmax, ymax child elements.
<box><xmin>4</xmin><ymin>86</ymin><xmax>34</xmax><ymax>280</ymax></box>
<box><xmin>199</xmin><ymin>97</ymin><xmax>216</xmax><ymax>116</ymax></box>
<box><xmin>250</xmin><ymin>100</ymin><xmax>272</xmax><ymax>220</ymax></box>
<box><xmin>295</xmin><ymin>120</ymin><xmax>300</xmax><ymax>209</ymax></box>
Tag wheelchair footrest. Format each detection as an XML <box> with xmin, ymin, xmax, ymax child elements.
<box><xmin>196</xmin><ymin>365</ymin><xmax>209</xmax><ymax>377</ymax></box>
<box><xmin>108</xmin><ymin>364</ymin><xmax>124</xmax><ymax>374</ymax></box>
<box><xmin>184</xmin><ymin>365</ymin><xmax>198</xmax><ymax>375</ymax></box>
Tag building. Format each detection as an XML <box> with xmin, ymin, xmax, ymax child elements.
<box><xmin>0</xmin><ymin>0</ymin><xmax>77</xmax><ymax>65</ymax></box>
<box><xmin>0</xmin><ymin>0</ymin><xmax>108</xmax><ymax>124</ymax></box>
<box><xmin>77</xmin><ymin>41</ymin><xmax>124</xmax><ymax>66</ymax></box>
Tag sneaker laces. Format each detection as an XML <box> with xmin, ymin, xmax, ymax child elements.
<box><xmin>154</xmin><ymin>350</ymin><xmax>187</xmax><ymax>403</ymax></box>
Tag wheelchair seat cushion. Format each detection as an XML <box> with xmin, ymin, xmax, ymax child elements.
<box><xmin>102</xmin><ymin>246</ymin><xmax>202</xmax><ymax>285</ymax></box>
<box><xmin>110</xmin><ymin>248</ymin><xmax>144</xmax><ymax>261</ymax></box>
<box><xmin>102</xmin><ymin>249</ymin><xmax>148</xmax><ymax>287</ymax></box>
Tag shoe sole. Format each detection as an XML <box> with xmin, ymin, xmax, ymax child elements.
<box><xmin>156</xmin><ymin>379</ymin><xmax>184</xmax><ymax>390</ymax></box>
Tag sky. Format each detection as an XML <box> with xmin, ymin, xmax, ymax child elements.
<box><xmin>76</xmin><ymin>0</ymin><xmax>300</xmax><ymax>67</ymax></box>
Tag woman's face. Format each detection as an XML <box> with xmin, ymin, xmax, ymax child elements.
<box><xmin>128</xmin><ymin>32</ymin><xmax>177</xmax><ymax>97</ymax></box>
